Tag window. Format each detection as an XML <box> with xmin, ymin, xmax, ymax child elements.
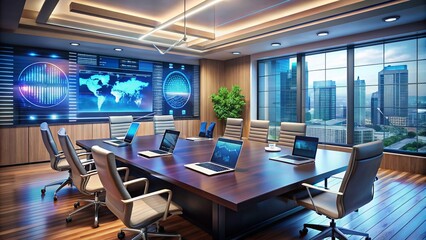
<box><xmin>354</xmin><ymin>37</ymin><xmax>425</xmax><ymax>153</ymax></box>
<box><xmin>304</xmin><ymin>50</ymin><xmax>348</xmax><ymax>144</ymax></box>
<box><xmin>258</xmin><ymin>57</ymin><xmax>297</xmax><ymax>140</ymax></box>
<box><xmin>257</xmin><ymin>35</ymin><xmax>425</xmax><ymax>155</ymax></box>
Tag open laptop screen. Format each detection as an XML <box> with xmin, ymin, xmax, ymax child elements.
<box><xmin>123</xmin><ymin>122</ymin><xmax>140</xmax><ymax>143</ymax></box>
<box><xmin>211</xmin><ymin>138</ymin><xmax>243</xmax><ymax>168</ymax></box>
<box><xmin>159</xmin><ymin>130</ymin><xmax>180</xmax><ymax>153</ymax></box>
<box><xmin>292</xmin><ymin>136</ymin><xmax>319</xmax><ymax>159</ymax></box>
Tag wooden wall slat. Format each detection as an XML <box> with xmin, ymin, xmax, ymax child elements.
<box><xmin>224</xmin><ymin>56</ymin><xmax>251</xmax><ymax>137</ymax></box>
<box><xmin>200</xmin><ymin>59</ymin><xmax>224</xmax><ymax>137</ymax></box>
<box><xmin>0</xmin><ymin>127</ymin><xmax>28</xmax><ymax>166</ymax></box>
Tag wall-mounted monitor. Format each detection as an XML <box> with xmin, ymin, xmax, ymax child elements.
<box><xmin>0</xmin><ymin>45</ymin><xmax>200</xmax><ymax>126</ymax></box>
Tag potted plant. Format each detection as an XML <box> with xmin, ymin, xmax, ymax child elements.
<box><xmin>211</xmin><ymin>85</ymin><xmax>246</xmax><ymax>120</ymax></box>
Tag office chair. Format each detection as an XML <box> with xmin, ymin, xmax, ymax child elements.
<box><xmin>248</xmin><ymin>120</ymin><xmax>270</xmax><ymax>143</ymax></box>
<box><xmin>297</xmin><ymin>141</ymin><xmax>384</xmax><ymax>240</ymax></box>
<box><xmin>223</xmin><ymin>118</ymin><xmax>244</xmax><ymax>140</ymax></box>
<box><xmin>91</xmin><ymin>145</ymin><xmax>182</xmax><ymax>240</ymax></box>
<box><xmin>40</xmin><ymin>122</ymin><xmax>91</xmax><ymax>201</ymax></box>
<box><xmin>58</xmin><ymin>128</ymin><xmax>129</xmax><ymax>228</ymax></box>
<box><xmin>278</xmin><ymin>122</ymin><xmax>306</xmax><ymax>147</ymax></box>
<box><xmin>153</xmin><ymin>115</ymin><xmax>176</xmax><ymax>135</ymax></box>
<box><xmin>109</xmin><ymin>115</ymin><xmax>133</xmax><ymax>138</ymax></box>
<box><xmin>199</xmin><ymin>121</ymin><xmax>207</xmax><ymax>137</ymax></box>
<box><xmin>206</xmin><ymin>122</ymin><xmax>216</xmax><ymax>138</ymax></box>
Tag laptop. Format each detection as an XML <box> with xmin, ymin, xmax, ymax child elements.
<box><xmin>185</xmin><ymin>138</ymin><xmax>244</xmax><ymax>176</ymax></box>
<box><xmin>269</xmin><ymin>136</ymin><xmax>319</xmax><ymax>165</ymax></box>
<box><xmin>138</xmin><ymin>130</ymin><xmax>180</xmax><ymax>158</ymax></box>
<box><xmin>103</xmin><ymin>122</ymin><xmax>140</xmax><ymax>147</ymax></box>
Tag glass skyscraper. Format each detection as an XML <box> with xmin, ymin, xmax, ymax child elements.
<box><xmin>377</xmin><ymin>65</ymin><xmax>408</xmax><ymax>125</ymax></box>
<box><xmin>313</xmin><ymin>80</ymin><xmax>336</xmax><ymax>121</ymax></box>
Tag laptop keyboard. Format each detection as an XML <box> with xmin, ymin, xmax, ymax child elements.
<box><xmin>283</xmin><ymin>155</ymin><xmax>310</xmax><ymax>161</ymax></box>
<box><xmin>150</xmin><ymin>150</ymin><xmax>168</xmax><ymax>154</ymax></box>
<box><xmin>196</xmin><ymin>163</ymin><xmax>228</xmax><ymax>172</ymax></box>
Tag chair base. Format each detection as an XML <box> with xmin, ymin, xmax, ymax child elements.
<box><xmin>41</xmin><ymin>176</ymin><xmax>72</xmax><ymax>201</ymax></box>
<box><xmin>118</xmin><ymin>223</ymin><xmax>181</xmax><ymax>240</ymax></box>
<box><xmin>301</xmin><ymin>219</ymin><xmax>371</xmax><ymax>240</ymax></box>
<box><xmin>65</xmin><ymin>192</ymin><xmax>105</xmax><ymax>228</ymax></box>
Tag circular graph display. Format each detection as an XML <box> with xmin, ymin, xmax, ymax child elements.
<box><xmin>18</xmin><ymin>62</ymin><xmax>68</xmax><ymax>108</ymax></box>
<box><xmin>163</xmin><ymin>71</ymin><xmax>191</xmax><ymax>109</ymax></box>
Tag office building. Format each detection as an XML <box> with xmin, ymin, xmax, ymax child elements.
<box><xmin>0</xmin><ymin>1</ymin><xmax>425</xmax><ymax>239</ymax></box>
<box><xmin>313</xmin><ymin>80</ymin><xmax>336</xmax><ymax>121</ymax></box>
<box><xmin>354</xmin><ymin>77</ymin><xmax>366</xmax><ymax>126</ymax></box>
<box><xmin>378</xmin><ymin>65</ymin><xmax>409</xmax><ymax>124</ymax></box>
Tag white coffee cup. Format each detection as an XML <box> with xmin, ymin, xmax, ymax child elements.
<box><xmin>269</xmin><ymin>143</ymin><xmax>276</xmax><ymax>149</ymax></box>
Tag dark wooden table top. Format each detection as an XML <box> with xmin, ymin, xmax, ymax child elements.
<box><xmin>77</xmin><ymin>135</ymin><xmax>351</xmax><ymax>211</ymax></box>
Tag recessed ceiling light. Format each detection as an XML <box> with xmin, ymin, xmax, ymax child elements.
<box><xmin>271</xmin><ymin>42</ymin><xmax>281</xmax><ymax>47</ymax></box>
<box><xmin>232</xmin><ymin>51</ymin><xmax>241</xmax><ymax>55</ymax></box>
<box><xmin>383</xmin><ymin>16</ymin><xmax>400</xmax><ymax>22</ymax></box>
<box><xmin>114</xmin><ymin>48</ymin><xmax>123</xmax><ymax>52</ymax></box>
<box><xmin>70</xmin><ymin>42</ymin><xmax>80</xmax><ymax>46</ymax></box>
<box><xmin>317</xmin><ymin>31</ymin><xmax>329</xmax><ymax>37</ymax></box>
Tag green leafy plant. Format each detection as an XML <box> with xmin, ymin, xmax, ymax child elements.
<box><xmin>211</xmin><ymin>85</ymin><xmax>246</xmax><ymax>120</ymax></box>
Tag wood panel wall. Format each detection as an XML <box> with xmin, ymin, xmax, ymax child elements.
<box><xmin>199</xmin><ymin>59</ymin><xmax>224</xmax><ymax>137</ymax></box>
<box><xmin>224</xmin><ymin>56</ymin><xmax>251</xmax><ymax>137</ymax></box>
<box><xmin>0</xmin><ymin>119</ymin><xmax>199</xmax><ymax>166</ymax></box>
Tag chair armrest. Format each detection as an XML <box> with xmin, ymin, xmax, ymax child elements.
<box><xmin>83</xmin><ymin>170</ymin><xmax>98</xmax><ymax>177</ymax></box>
<box><xmin>301</xmin><ymin>183</ymin><xmax>343</xmax><ymax>196</ymax></box>
<box><xmin>123</xmin><ymin>178</ymin><xmax>149</xmax><ymax>194</ymax></box>
<box><xmin>301</xmin><ymin>183</ymin><xmax>342</xmax><ymax>214</ymax></box>
<box><xmin>122</xmin><ymin>189</ymin><xmax>172</xmax><ymax>220</ymax></box>
<box><xmin>77</xmin><ymin>152</ymin><xmax>92</xmax><ymax>157</ymax></box>
<box><xmin>117</xmin><ymin>167</ymin><xmax>130</xmax><ymax>182</ymax></box>
<box><xmin>54</xmin><ymin>152</ymin><xmax>65</xmax><ymax>158</ymax></box>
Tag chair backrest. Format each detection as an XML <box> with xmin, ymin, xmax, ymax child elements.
<box><xmin>223</xmin><ymin>118</ymin><xmax>243</xmax><ymax>139</ymax></box>
<box><xmin>248</xmin><ymin>120</ymin><xmax>270</xmax><ymax>143</ymax></box>
<box><xmin>206</xmin><ymin>122</ymin><xmax>216</xmax><ymax>138</ymax></box>
<box><xmin>109</xmin><ymin>115</ymin><xmax>133</xmax><ymax>138</ymax></box>
<box><xmin>337</xmin><ymin>141</ymin><xmax>383</xmax><ymax>217</ymax></box>
<box><xmin>153</xmin><ymin>115</ymin><xmax>176</xmax><ymax>135</ymax></box>
<box><xmin>278</xmin><ymin>122</ymin><xmax>306</xmax><ymax>147</ymax></box>
<box><xmin>91</xmin><ymin>146</ymin><xmax>132</xmax><ymax>223</ymax></box>
<box><xmin>199</xmin><ymin>121</ymin><xmax>207</xmax><ymax>137</ymax></box>
<box><xmin>40</xmin><ymin>122</ymin><xmax>62</xmax><ymax>170</ymax></box>
<box><xmin>57</xmin><ymin>128</ymin><xmax>87</xmax><ymax>192</ymax></box>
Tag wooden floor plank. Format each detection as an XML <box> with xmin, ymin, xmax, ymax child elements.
<box><xmin>0</xmin><ymin>162</ymin><xmax>425</xmax><ymax>240</ymax></box>
<box><xmin>388</xmin><ymin>207</ymin><xmax>426</xmax><ymax>240</ymax></box>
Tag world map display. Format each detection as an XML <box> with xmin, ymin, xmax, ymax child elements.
<box><xmin>78</xmin><ymin>71</ymin><xmax>153</xmax><ymax>113</ymax></box>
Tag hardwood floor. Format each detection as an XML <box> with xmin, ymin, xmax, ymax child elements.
<box><xmin>0</xmin><ymin>162</ymin><xmax>424</xmax><ymax>240</ymax></box>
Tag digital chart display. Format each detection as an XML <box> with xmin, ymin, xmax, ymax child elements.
<box><xmin>78</xmin><ymin>68</ymin><xmax>153</xmax><ymax>117</ymax></box>
<box><xmin>162</xmin><ymin>63</ymin><xmax>195</xmax><ymax>117</ymax></box>
<box><xmin>13</xmin><ymin>47</ymin><xmax>69</xmax><ymax>124</ymax></box>
<box><xmin>2</xmin><ymin>45</ymin><xmax>200</xmax><ymax>125</ymax></box>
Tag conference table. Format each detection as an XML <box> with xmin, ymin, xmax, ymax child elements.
<box><xmin>77</xmin><ymin>135</ymin><xmax>351</xmax><ymax>240</ymax></box>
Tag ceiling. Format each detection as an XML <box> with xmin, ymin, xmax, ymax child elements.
<box><xmin>0</xmin><ymin>0</ymin><xmax>425</xmax><ymax>64</ymax></box>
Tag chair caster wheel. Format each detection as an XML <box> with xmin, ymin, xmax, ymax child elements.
<box><xmin>158</xmin><ymin>225</ymin><xmax>165</xmax><ymax>232</ymax></box>
<box><xmin>53</xmin><ymin>195</ymin><xmax>58</xmax><ymax>201</ymax></box>
<box><xmin>299</xmin><ymin>227</ymin><xmax>308</xmax><ymax>236</ymax></box>
<box><xmin>117</xmin><ymin>231</ymin><xmax>125</xmax><ymax>239</ymax></box>
<box><xmin>366</xmin><ymin>237</ymin><xmax>371</xmax><ymax>240</ymax></box>
<box><xmin>41</xmin><ymin>189</ymin><xmax>46</xmax><ymax>194</ymax></box>
<box><xmin>74</xmin><ymin>202</ymin><xmax>80</xmax><ymax>208</ymax></box>
<box><xmin>66</xmin><ymin>217</ymin><xmax>72</xmax><ymax>223</ymax></box>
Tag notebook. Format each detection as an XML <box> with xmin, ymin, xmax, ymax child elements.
<box><xmin>103</xmin><ymin>122</ymin><xmax>140</xmax><ymax>147</ymax></box>
<box><xmin>185</xmin><ymin>138</ymin><xmax>244</xmax><ymax>176</ymax></box>
<box><xmin>138</xmin><ymin>130</ymin><xmax>180</xmax><ymax>158</ymax></box>
<box><xmin>269</xmin><ymin>136</ymin><xmax>319</xmax><ymax>165</ymax></box>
